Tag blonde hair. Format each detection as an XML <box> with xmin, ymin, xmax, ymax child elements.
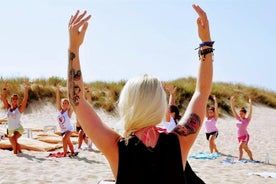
<box><xmin>61</xmin><ymin>98</ymin><xmax>70</xmax><ymax>109</ymax></box>
<box><xmin>118</xmin><ymin>75</ymin><xmax>167</xmax><ymax>138</ymax></box>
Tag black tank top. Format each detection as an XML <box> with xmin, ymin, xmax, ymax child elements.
<box><xmin>116</xmin><ymin>133</ymin><xmax>205</xmax><ymax>184</ymax></box>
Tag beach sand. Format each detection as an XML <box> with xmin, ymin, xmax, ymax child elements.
<box><xmin>0</xmin><ymin>101</ymin><xmax>275</xmax><ymax>184</ymax></box>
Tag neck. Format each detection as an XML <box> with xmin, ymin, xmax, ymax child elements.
<box><xmin>61</xmin><ymin>108</ymin><xmax>67</xmax><ymax>113</ymax></box>
<box><xmin>134</xmin><ymin>126</ymin><xmax>168</xmax><ymax>148</ymax></box>
<box><xmin>134</xmin><ymin>126</ymin><xmax>159</xmax><ymax>148</ymax></box>
<box><xmin>207</xmin><ymin>116</ymin><xmax>213</xmax><ymax>119</ymax></box>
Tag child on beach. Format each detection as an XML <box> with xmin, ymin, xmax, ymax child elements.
<box><xmin>67</xmin><ymin>4</ymin><xmax>213</xmax><ymax>183</ymax></box>
<box><xmin>204</xmin><ymin>95</ymin><xmax>219</xmax><ymax>153</ymax></box>
<box><xmin>230</xmin><ymin>96</ymin><xmax>254</xmax><ymax>161</ymax></box>
<box><xmin>1</xmin><ymin>81</ymin><xmax>29</xmax><ymax>154</ymax></box>
<box><xmin>164</xmin><ymin>83</ymin><xmax>181</xmax><ymax>132</ymax></box>
<box><xmin>55</xmin><ymin>85</ymin><xmax>76</xmax><ymax>157</ymax></box>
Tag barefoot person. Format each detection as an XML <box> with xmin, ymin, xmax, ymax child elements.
<box><xmin>67</xmin><ymin>4</ymin><xmax>213</xmax><ymax>183</ymax></box>
<box><xmin>230</xmin><ymin>96</ymin><xmax>254</xmax><ymax>160</ymax></box>
<box><xmin>56</xmin><ymin>85</ymin><xmax>76</xmax><ymax>157</ymax></box>
<box><xmin>1</xmin><ymin>81</ymin><xmax>29</xmax><ymax>154</ymax></box>
<box><xmin>204</xmin><ymin>95</ymin><xmax>219</xmax><ymax>153</ymax></box>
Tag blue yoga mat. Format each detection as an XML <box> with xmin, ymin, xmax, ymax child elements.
<box><xmin>189</xmin><ymin>152</ymin><xmax>221</xmax><ymax>160</ymax></box>
<box><xmin>220</xmin><ymin>157</ymin><xmax>263</xmax><ymax>164</ymax></box>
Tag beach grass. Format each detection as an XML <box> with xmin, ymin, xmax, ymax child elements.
<box><xmin>1</xmin><ymin>76</ymin><xmax>276</xmax><ymax>114</ymax></box>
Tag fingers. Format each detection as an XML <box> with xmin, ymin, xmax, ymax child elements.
<box><xmin>76</xmin><ymin>15</ymin><xmax>91</xmax><ymax>30</ymax></box>
<box><xmin>193</xmin><ymin>4</ymin><xmax>207</xmax><ymax>19</ymax></box>
<box><xmin>75</xmin><ymin>10</ymin><xmax>88</xmax><ymax>25</ymax></box>
<box><xmin>69</xmin><ymin>10</ymin><xmax>91</xmax><ymax>31</ymax></box>
<box><xmin>69</xmin><ymin>10</ymin><xmax>80</xmax><ymax>26</ymax></box>
<box><xmin>193</xmin><ymin>4</ymin><xmax>208</xmax><ymax>28</ymax></box>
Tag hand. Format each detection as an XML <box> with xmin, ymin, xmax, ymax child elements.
<box><xmin>192</xmin><ymin>4</ymin><xmax>211</xmax><ymax>42</ymax></box>
<box><xmin>56</xmin><ymin>84</ymin><xmax>61</xmax><ymax>90</ymax></box>
<box><xmin>164</xmin><ymin>83</ymin><xmax>176</xmax><ymax>94</ymax></box>
<box><xmin>3</xmin><ymin>81</ymin><xmax>8</xmax><ymax>89</ymax></box>
<box><xmin>68</xmin><ymin>10</ymin><xmax>91</xmax><ymax>50</ymax></box>
<box><xmin>24</xmin><ymin>81</ymin><xmax>30</xmax><ymax>88</ymax></box>
<box><xmin>230</xmin><ymin>96</ymin><xmax>234</xmax><ymax>102</ymax></box>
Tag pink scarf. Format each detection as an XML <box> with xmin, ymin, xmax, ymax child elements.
<box><xmin>134</xmin><ymin>126</ymin><xmax>168</xmax><ymax>146</ymax></box>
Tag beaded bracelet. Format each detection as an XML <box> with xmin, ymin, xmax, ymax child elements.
<box><xmin>198</xmin><ymin>48</ymin><xmax>215</xmax><ymax>61</ymax></box>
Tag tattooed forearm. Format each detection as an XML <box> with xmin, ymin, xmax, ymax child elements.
<box><xmin>68</xmin><ymin>51</ymin><xmax>81</xmax><ymax>106</ymax></box>
<box><xmin>174</xmin><ymin>113</ymin><xmax>201</xmax><ymax>136</ymax></box>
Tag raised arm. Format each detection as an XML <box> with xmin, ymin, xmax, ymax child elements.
<box><xmin>247</xmin><ymin>97</ymin><xmax>253</xmax><ymax>121</ymax></box>
<box><xmin>212</xmin><ymin>95</ymin><xmax>219</xmax><ymax>121</ymax></box>
<box><xmin>67</xmin><ymin>10</ymin><xmax>120</xmax><ymax>174</ymax></box>
<box><xmin>56</xmin><ymin>85</ymin><xmax>61</xmax><ymax>111</ymax></box>
<box><xmin>18</xmin><ymin>81</ymin><xmax>29</xmax><ymax>113</ymax></box>
<box><xmin>164</xmin><ymin>83</ymin><xmax>176</xmax><ymax>122</ymax></box>
<box><xmin>167</xmin><ymin>84</ymin><xmax>176</xmax><ymax>106</ymax></box>
<box><xmin>230</xmin><ymin>96</ymin><xmax>238</xmax><ymax>119</ymax></box>
<box><xmin>1</xmin><ymin>82</ymin><xmax>10</xmax><ymax>110</ymax></box>
<box><xmin>174</xmin><ymin>4</ymin><xmax>213</xmax><ymax>156</ymax></box>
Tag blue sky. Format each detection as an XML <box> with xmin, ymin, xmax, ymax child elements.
<box><xmin>1</xmin><ymin>0</ymin><xmax>276</xmax><ymax>92</ymax></box>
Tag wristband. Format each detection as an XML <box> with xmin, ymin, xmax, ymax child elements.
<box><xmin>195</xmin><ymin>41</ymin><xmax>215</xmax><ymax>50</ymax></box>
<box><xmin>199</xmin><ymin>41</ymin><xmax>214</xmax><ymax>48</ymax></box>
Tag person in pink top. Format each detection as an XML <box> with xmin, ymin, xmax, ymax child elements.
<box><xmin>204</xmin><ymin>95</ymin><xmax>219</xmax><ymax>153</ymax></box>
<box><xmin>230</xmin><ymin>96</ymin><xmax>253</xmax><ymax>160</ymax></box>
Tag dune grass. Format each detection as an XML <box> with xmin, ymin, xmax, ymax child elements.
<box><xmin>1</xmin><ymin>77</ymin><xmax>276</xmax><ymax>116</ymax></box>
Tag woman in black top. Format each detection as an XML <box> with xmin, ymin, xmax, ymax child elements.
<box><xmin>67</xmin><ymin>4</ymin><xmax>213</xmax><ymax>183</ymax></box>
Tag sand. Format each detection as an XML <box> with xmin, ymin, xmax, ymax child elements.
<box><xmin>0</xmin><ymin>101</ymin><xmax>275</xmax><ymax>184</ymax></box>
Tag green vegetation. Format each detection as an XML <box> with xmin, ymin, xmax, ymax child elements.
<box><xmin>1</xmin><ymin>77</ymin><xmax>276</xmax><ymax>116</ymax></box>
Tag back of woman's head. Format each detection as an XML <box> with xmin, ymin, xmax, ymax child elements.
<box><xmin>118</xmin><ymin>74</ymin><xmax>167</xmax><ymax>137</ymax></box>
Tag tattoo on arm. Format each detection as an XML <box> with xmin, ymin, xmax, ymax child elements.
<box><xmin>174</xmin><ymin>113</ymin><xmax>201</xmax><ymax>136</ymax></box>
<box><xmin>69</xmin><ymin>52</ymin><xmax>76</xmax><ymax>61</ymax></box>
<box><xmin>71</xmin><ymin>82</ymin><xmax>81</xmax><ymax>106</ymax></box>
<box><xmin>68</xmin><ymin>51</ymin><xmax>81</xmax><ymax>106</ymax></box>
<box><xmin>70</xmin><ymin>69</ymin><xmax>81</xmax><ymax>81</ymax></box>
